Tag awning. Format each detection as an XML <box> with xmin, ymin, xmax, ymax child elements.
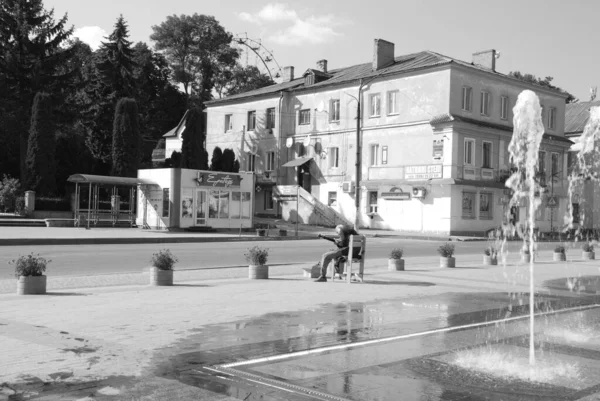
<box><xmin>67</xmin><ymin>174</ymin><xmax>157</xmax><ymax>186</ymax></box>
<box><xmin>282</xmin><ymin>156</ymin><xmax>313</xmax><ymax>167</ymax></box>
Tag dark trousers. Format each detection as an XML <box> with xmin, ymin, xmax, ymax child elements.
<box><xmin>320</xmin><ymin>248</ymin><xmax>347</xmax><ymax>277</ymax></box>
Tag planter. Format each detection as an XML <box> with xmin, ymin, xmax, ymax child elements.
<box><xmin>440</xmin><ymin>257</ymin><xmax>455</xmax><ymax>268</ymax></box>
<box><xmin>256</xmin><ymin>229</ymin><xmax>266</xmax><ymax>237</ymax></box>
<box><xmin>303</xmin><ymin>264</ymin><xmax>321</xmax><ymax>278</ymax></box>
<box><xmin>553</xmin><ymin>252</ymin><xmax>566</xmax><ymax>262</ymax></box>
<box><xmin>278</xmin><ymin>229</ymin><xmax>287</xmax><ymax>237</ymax></box>
<box><xmin>17</xmin><ymin>275</ymin><xmax>47</xmax><ymax>295</ymax></box>
<box><xmin>388</xmin><ymin>259</ymin><xmax>404</xmax><ymax>271</ymax></box>
<box><xmin>483</xmin><ymin>255</ymin><xmax>498</xmax><ymax>266</ymax></box>
<box><xmin>582</xmin><ymin>251</ymin><xmax>595</xmax><ymax>260</ymax></box>
<box><xmin>249</xmin><ymin>264</ymin><xmax>269</xmax><ymax>279</ymax></box>
<box><xmin>149</xmin><ymin>267</ymin><xmax>173</xmax><ymax>286</ymax></box>
<box><xmin>521</xmin><ymin>253</ymin><xmax>532</xmax><ymax>263</ymax></box>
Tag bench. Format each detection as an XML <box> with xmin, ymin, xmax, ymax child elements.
<box><xmin>45</xmin><ymin>218</ymin><xmax>76</xmax><ymax>227</ymax></box>
<box><xmin>331</xmin><ymin>235</ymin><xmax>366</xmax><ymax>283</ymax></box>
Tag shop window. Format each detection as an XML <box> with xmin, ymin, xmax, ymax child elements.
<box><xmin>247</xmin><ymin>111</ymin><xmax>256</xmax><ymax>131</ymax></box>
<box><xmin>209</xmin><ymin>190</ymin><xmax>219</xmax><ymax>218</ymax></box>
<box><xmin>241</xmin><ymin>192</ymin><xmax>251</xmax><ymax>219</ymax></box>
<box><xmin>330</xmin><ymin>99</ymin><xmax>340</xmax><ymax>122</ymax></box>
<box><xmin>162</xmin><ymin>188</ymin><xmax>169</xmax><ymax>218</ymax></box>
<box><xmin>367</xmin><ymin>191</ymin><xmax>378</xmax><ymax>213</ymax></box>
<box><xmin>230</xmin><ymin>192</ymin><xmax>241</xmax><ymax>219</ymax></box>
<box><xmin>328</xmin><ymin>147</ymin><xmax>339</xmax><ymax>168</ymax></box>
<box><xmin>462</xmin><ymin>192</ymin><xmax>475</xmax><ymax>219</ymax></box>
<box><xmin>218</xmin><ymin>191</ymin><xmax>229</xmax><ymax>219</ymax></box>
<box><xmin>181</xmin><ymin>189</ymin><xmax>193</xmax><ymax>219</ymax></box>
<box><xmin>264</xmin><ymin>189</ymin><xmax>274</xmax><ymax>210</ymax></box>
<box><xmin>482</xmin><ymin>141</ymin><xmax>492</xmax><ymax>168</ymax></box>
<box><xmin>479</xmin><ymin>192</ymin><xmax>493</xmax><ymax>219</ymax></box>
<box><xmin>328</xmin><ymin>191</ymin><xmax>337</xmax><ymax>207</ymax></box>
<box><xmin>266</xmin><ymin>108</ymin><xmax>275</xmax><ymax>129</ymax></box>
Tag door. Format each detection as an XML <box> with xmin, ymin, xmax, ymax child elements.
<box><xmin>195</xmin><ymin>189</ymin><xmax>207</xmax><ymax>226</ymax></box>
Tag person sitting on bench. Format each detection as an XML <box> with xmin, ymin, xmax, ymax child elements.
<box><xmin>314</xmin><ymin>224</ymin><xmax>360</xmax><ymax>282</ymax></box>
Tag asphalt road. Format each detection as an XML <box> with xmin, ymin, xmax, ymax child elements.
<box><xmin>0</xmin><ymin>238</ymin><xmax>570</xmax><ymax>278</ymax></box>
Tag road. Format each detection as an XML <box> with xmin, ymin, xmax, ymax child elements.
<box><xmin>0</xmin><ymin>238</ymin><xmax>568</xmax><ymax>278</ymax></box>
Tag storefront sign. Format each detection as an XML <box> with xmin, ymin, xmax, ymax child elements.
<box><xmin>405</xmin><ymin>165</ymin><xmax>442</xmax><ymax>180</ymax></box>
<box><xmin>195</xmin><ymin>172</ymin><xmax>241</xmax><ymax>188</ymax></box>
<box><xmin>381</xmin><ymin>192</ymin><xmax>411</xmax><ymax>200</ymax></box>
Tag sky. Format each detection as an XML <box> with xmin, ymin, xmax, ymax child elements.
<box><xmin>45</xmin><ymin>0</ymin><xmax>597</xmax><ymax>102</ymax></box>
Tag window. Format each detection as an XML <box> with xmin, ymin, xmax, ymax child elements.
<box><xmin>162</xmin><ymin>188</ymin><xmax>170</xmax><ymax>218</ymax></box>
<box><xmin>462</xmin><ymin>87</ymin><xmax>472</xmax><ymax>111</ymax></box>
<box><xmin>548</xmin><ymin>107</ymin><xmax>556</xmax><ymax>130</ymax></box>
<box><xmin>224</xmin><ymin>114</ymin><xmax>233</xmax><ymax>132</ymax></box>
<box><xmin>572</xmin><ymin>203</ymin><xmax>580</xmax><ymax>224</ymax></box>
<box><xmin>538</xmin><ymin>151</ymin><xmax>546</xmax><ymax>173</ymax></box>
<box><xmin>480</xmin><ymin>91</ymin><xmax>490</xmax><ymax>116</ymax></box>
<box><xmin>264</xmin><ymin>189</ymin><xmax>274</xmax><ymax>210</ymax></box>
<box><xmin>540</xmin><ymin>106</ymin><xmax>545</xmax><ymax>125</ymax></box>
<box><xmin>551</xmin><ymin>153</ymin><xmax>560</xmax><ymax>178</ymax></box>
<box><xmin>328</xmin><ymin>147</ymin><xmax>339</xmax><ymax>168</ymax></box>
<box><xmin>247</xmin><ymin>154</ymin><xmax>256</xmax><ymax>172</ymax></box>
<box><xmin>298</xmin><ymin>109</ymin><xmax>311</xmax><ymax>125</ymax></box>
<box><xmin>247</xmin><ymin>111</ymin><xmax>256</xmax><ymax>131</ymax></box>
<box><xmin>330</xmin><ymin>99</ymin><xmax>340</xmax><ymax>122</ymax></box>
<box><xmin>479</xmin><ymin>192</ymin><xmax>493</xmax><ymax>219</ymax></box>
<box><xmin>462</xmin><ymin>192</ymin><xmax>476</xmax><ymax>218</ymax></box>
<box><xmin>266</xmin><ymin>151</ymin><xmax>275</xmax><ymax>171</ymax></box>
<box><xmin>382</xmin><ymin>146</ymin><xmax>388</xmax><ymax>165</ymax></box>
<box><xmin>369</xmin><ymin>94</ymin><xmax>381</xmax><ymax>117</ymax></box>
<box><xmin>464</xmin><ymin>138</ymin><xmax>475</xmax><ymax>165</ymax></box>
<box><xmin>370</xmin><ymin>144</ymin><xmax>379</xmax><ymax>166</ymax></box>
<box><xmin>266</xmin><ymin>108</ymin><xmax>275</xmax><ymax>129</ymax></box>
<box><xmin>500</xmin><ymin>96</ymin><xmax>509</xmax><ymax>120</ymax></box>
<box><xmin>328</xmin><ymin>191</ymin><xmax>337</xmax><ymax>207</ymax></box>
<box><xmin>387</xmin><ymin>90</ymin><xmax>399</xmax><ymax>114</ymax></box>
<box><xmin>367</xmin><ymin>191</ymin><xmax>378</xmax><ymax>213</ymax></box>
<box><xmin>482</xmin><ymin>141</ymin><xmax>492</xmax><ymax>168</ymax></box>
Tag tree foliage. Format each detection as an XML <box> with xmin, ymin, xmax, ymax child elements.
<box><xmin>221</xmin><ymin>148</ymin><xmax>240</xmax><ymax>173</ymax></box>
<box><xmin>26</xmin><ymin>92</ymin><xmax>57</xmax><ymax>195</ymax></box>
<box><xmin>112</xmin><ymin>98</ymin><xmax>141</xmax><ymax>177</ymax></box>
<box><xmin>210</xmin><ymin>147</ymin><xmax>223</xmax><ymax>171</ymax></box>
<box><xmin>214</xmin><ymin>65</ymin><xmax>275</xmax><ymax>98</ymax></box>
<box><xmin>508</xmin><ymin>71</ymin><xmax>577</xmax><ymax>103</ymax></box>
<box><xmin>180</xmin><ymin>108</ymin><xmax>208</xmax><ymax>169</ymax></box>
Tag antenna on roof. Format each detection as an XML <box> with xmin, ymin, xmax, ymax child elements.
<box><xmin>590</xmin><ymin>86</ymin><xmax>597</xmax><ymax>101</ymax></box>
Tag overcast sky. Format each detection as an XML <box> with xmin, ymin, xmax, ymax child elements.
<box><xmin>47</xmin><ymin>0</ymin><xmax>596</xmax><ymax>102</ymax></box>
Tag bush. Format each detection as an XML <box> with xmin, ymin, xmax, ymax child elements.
<box><xmin>582</xmin><ymin>243</ymin><xmax>594</xmax><ymax>252</ymax></box>
<box><xmin>15</xmin><ymin>196</ymin><xmax>26</xmax><ymax>216</ymax></box>
<box><xmin>245</xmin><ymin>246</ymin><xmax>269</xmax><ymax>265</ymax></box>
<box><xmin>10</xmin><ymin>253</ymin><xmax>50</xmax><ymax>277</ymax></box>
<box><xmin>36</xmin><ymin>196</ymin><xmax>71</xmax><ymax>211</ymax></box>
<box><xmin>554</xmin><ymin>245</ymin><xmax>565</xmax><ymax>254</ymax></box>
<box><xmin>0</xmin><ymin>175</ymin><xmax>22</xmax><ymax>212</ymax></box>
<box><xmin>389</xmin><ymin>248</ymin><xmax>403</xmax><ymax>259</ymax></box>
<box><xmin>151</xmin><ymin>249</ymin><xmax>178</xmax><ymax>271</ymax></box>
<box><xmin>437</xmin><ymin>243</ymin><xmax>455</xmax><ymax>258</ymax></box>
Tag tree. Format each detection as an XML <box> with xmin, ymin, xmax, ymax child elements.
<box><xmin>97</xmin><ymin>15</ymin><xmax>136</xmax><ymax>98</ymax></box>
<box><xmin>150</xmin><ymin>14</ymin><xmax>239</xmax><ymax>99</ymax></box>
<box><xmin>26</xmin><ymin>92</ymin><xmax>56</xmax><ymax>195</ymax></box>
<box><xmin>508</xmin><ymin>71</ymin><xmax>577</xmax><ymax>103</ymax></box>
<box><xmin>214</xmin><ymin>65</ymin><xmax>275</xmax><ymax>98</ymax></box>
<box><xmin>0</xmin><ymin>0</ymin><xmax>77</xmax><ymax>181</ymax></box>
<box><xmin>210</xmin><ymin>147</ymin><xmax>223</xmax><ymax>171</ymax></box>
<box><xmin>221</xmin><ymin>148</ymin><xmax>240</xmax><ymax>172</ymax></box>
<box><xmin>112</xmin><ymin>98</ymin><xmax>141</xmax><ymax>177</ymax></box>
<box><xmin>180</xmin><ymin>107</ymin><xmax>208</xmax><ymax>170</ymax></box>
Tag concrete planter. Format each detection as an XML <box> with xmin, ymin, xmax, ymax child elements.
<box><xmin>149</xmin><ymin>267</ymin><xmax>173</xmax><ymax>286</ymax></box>
<box><xmin>483</xmin><ymin>255</ymin><xmax>498</xmax><ymax>266</ymax></box>
<box><xmin>521</xmin><ymin>253</ymin><xmax>532</xmax><ymax>263</ymax></box>
<box><xmin>17</xmin><ymin>275</ymin><xmax>47</xmax><ymax>295</ymax></box>
<box><xmin>553</xmin><ymin>252</ymin><xmax>566</xmax><ymax>262</ymax></box>
<box><xmin>582</xmin><ymin>251</ymin><xmax>595</xmax><ymax>260</ymax></box>
<box><xmin>440</xmin><ymin>257</ymin><xmax>455</xmax><ymax>268</ymax></box>
<box><xmin>249</xmin><ymin>264</ymin><xmax>269</xmax><ymax>279</ymax></box>
<box><xmin>388</xmin><ymin>259</ymin><xmax>404</xmax><ymax>271</ymax></box>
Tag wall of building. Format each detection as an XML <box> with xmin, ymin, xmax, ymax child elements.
<box><xmin>137</xmin><ymin>168</ymin><xmax>173</xmax><ymax>229</ymax></box>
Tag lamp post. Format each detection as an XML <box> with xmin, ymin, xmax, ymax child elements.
<box><xmin>354</xmin><ymin>79</ymin><xmax>363</xmax><ymax>230</ymax></box>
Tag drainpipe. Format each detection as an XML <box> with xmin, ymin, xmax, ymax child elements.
<box><xmin>354</xmin><ymin>79</ymin><xmax>365</xmax><ymax>231</ymax></box>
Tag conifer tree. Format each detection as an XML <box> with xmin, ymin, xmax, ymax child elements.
<box><xmin>26</xmin><ymin>92</ymin><xmax>56</xmax><ymax>194</ymax></box>
<box><xmin>180</xmin><ymin>107</ymin><xmax>208</xmax><ymax>170</ymax></box>
<box><xmin>210</xmin><ymin>147</ymin><xmax>223</xmax><ymax>171</ymax></box>
<box><xmin>221</xmin><ymin>148</ymin><xmax>239</xmax><ymax>172</ymax></box>
<box><xmin>112</xmin><ymin>98</ymin><xmax>140</xmax><ymax>177</ymax></box>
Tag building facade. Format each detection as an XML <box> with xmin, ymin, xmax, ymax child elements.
<box><xmin>204</xmin><ymin>39</ymin><xmax>572</xmax><ymax>235</ymax></box>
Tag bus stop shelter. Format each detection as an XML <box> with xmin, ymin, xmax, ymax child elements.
<box><xmin>67</xmin><ymin>174</ymin><xmax>156</xmax><ymax>228</ymax></box>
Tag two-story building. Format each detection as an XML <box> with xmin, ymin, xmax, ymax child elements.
<box><xmin>204</xmin><ymin>39</ymin><xmax>572</xmax><ymax>235</ymax></box>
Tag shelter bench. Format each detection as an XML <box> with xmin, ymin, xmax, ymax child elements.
<box><xmin>44</xmin><ymin>218</ymin><xmax>76</xmax><ymax>227</ymax></box>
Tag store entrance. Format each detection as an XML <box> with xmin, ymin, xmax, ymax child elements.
<box><xmin>195</xmin><ymin>189</ymin><xmax>207</xmax><ymax>226</ymax></box>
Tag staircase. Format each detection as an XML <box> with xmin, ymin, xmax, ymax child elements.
<box><xmin>276</xmin><ymin>186</ymin><xmax>352</xmax><ymax>228</ymax></box>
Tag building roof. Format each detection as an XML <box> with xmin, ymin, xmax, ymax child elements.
<box><xmin>565</xmin><ymin>100</ymin><xmax>600</xmax><ymax>135</ymax></box>
<box><xmin>206</xmin><ymin>50</ymin><xmax>568</xmax><ymax>106</ymax></box>
<box><xmin>163</xmin><ymin>109</ymin><xmax>190</xmax><ymax>138</ymax></box>
<box><xmin>67</xmin><ymin>174</ymin><xmax>156</xmax><ymax>186</ymax></box>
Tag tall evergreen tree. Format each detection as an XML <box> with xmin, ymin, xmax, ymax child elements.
<box><xmin>221</xmin><ymin>148</ymin><xmax>239</xmax><ymax>172</ymax></box>
<box><xmin>210</xmin><ymin>147</ymin><xmax>223</xmax><ymax>171</ymax></box>
<box><xmin>112</xmin><ymin>98</ymin><xmax>140</xmax><ymax>177</ymax></box>
<box><xmin>0</xmin><ymin>0</ymin><xmax>76</xmax><ymax>181</ymax></box>
<box><xmin>26</xmin><ymin>92</ymin><xmax>56</xmax><ymax>194</ymax></box>
<box><xmin>180</xmin><ymin>107</ymin><xmax>208</xmax><ymax>170</ymax></box>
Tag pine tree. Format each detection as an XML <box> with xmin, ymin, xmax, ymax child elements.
<box><xmin>181</xmin><ymin>107</ymin><xmax>208</xmax><ymax>170</ymax></box>
<box><xmin>112</xmin><ymin>98</ymin><xmax>140</xmax><ymax>177</ymax></box>
<box><xmin>221</xmin><ymin>148</ymin><xmax>239</xmax><ymax>172</ymax></box>
<box><xmin>210</xmin><ymin>147</ymin><xmax>223</xmax><ymax>171</ymax></box>
<box><xmin>98</xmin><ymin>15</ymin><xmax>136</xmax><ymax>98</ymax></box>
<box><xmin>26</xmin><ymin>92</ymin><xmax>56</xmax><ymax>195</ymax></box>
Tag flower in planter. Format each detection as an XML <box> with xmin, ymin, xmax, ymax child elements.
<box><xmin>245</xmin><ymin>246</ymin><xmax>269</xmax><ymax>266</ymax></box>
<box><xmin>437</xmin><ymin>243</ymin><xmax>455</xmax><ymax>258</ymax></box>
<box><xmin>151</xmin><ymin>249</ymin><xmax>178</xmax><ymax>271</ymax></box>
<box><xmin>554</xmin><ymin>245</ymin><xmax>566</xmax><ymax>254</ymax></box>
<box><xmin>389</xmin><ymin>248</ymin><xmax>403</xmax><ymax>259</ymax></box>
<box><xmin>10</xmin><ymin>253</ymin><xmax>50</xmax><ymax>277</ymax></box>
<box><xmin>582</xmin><ymin>242</ymin><xmax>594</xmax><ymax>253</ymax></box>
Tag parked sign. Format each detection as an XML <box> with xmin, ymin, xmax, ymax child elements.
<box><xmin>405</xmin><ymin>165</ymin><xmax>442</xmax><ymax>180</ymax></box>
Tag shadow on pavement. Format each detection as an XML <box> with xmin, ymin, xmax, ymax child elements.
<box><xmin>364</xmin><ymin>280</ymin><xmax>436</xmax><ymax>286</ymax></box>
<box><xmin>45</xmin><ymin>292</ymin><xmax>90</xmax><ymax>296</ymax></box>
<box><xmin>172</xmin><ymin>284</ymin><xmax>212</xmax><ymax>287</ymax></box>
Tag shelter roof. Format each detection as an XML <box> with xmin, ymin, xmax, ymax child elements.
<box><xmin>67</xmin><ymin>174</ymin><xmax>157</xmax><ymax>186</ymax></box>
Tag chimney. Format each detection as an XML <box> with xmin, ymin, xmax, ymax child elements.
<box><xmin>316</xmin><ymin>59</ymin><xmax>328</xmax><ymax>73</ymax></box>
<box><xmin>282</xmin><ymin>66</ymin><xmax>295</xmax><ymax>82</ymax></box>
<box><xmin>472</xmin><ymin>50</ymin><xmax>497</xmax><ymax>72</ymax></box>
<box><xmin>373</xmin><ymin>39</ymin><xmax>395</xmax><ymax>71</ymax></box>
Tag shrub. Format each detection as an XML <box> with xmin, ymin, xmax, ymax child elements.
<box><xmin>151</xmin><ymin>249</ymin><xmax>178</xmax><ymax>271</ymax></box>
<box><xmin>10</xmin><ymin>253</ymin><xmax>50</xmax><ymax>277</ymax></box>
<box><xmin>437</xmin><ymin>243</ymin><xmax>455</xmax><ymax>258</ymax></box>
<box><xmin>389</xmin><ymin>248</ymin><xmax>403</xmax><ymax>259</ymax></box>
<box><xmin>0</xmin><ymin>175</ymin><xmax>22</xmax><ymax>212</ymax></box>
<box><xmin>582</xmin><ymin>243</ymin><xmax>594</xmax><ymax>252</ymax></box>
<box><xmin>483</xmin><ymin>246</ymin><xmax>498</xmax><ymax>257</ymax></box>
<box><xmin>554</xmin><ymin>245</ymin><xmax>565</xmax><ymax>254</ymax></box>
<box><xmin>245</xmin><ymin>246</ymin><xmax>269</xmax><ymax>265</ymax></box>
<box><xmin>36</xmin><ymin>197</ymin><xmax>71</xmax><ymax>211</ymax></box>
<box><xmin>15</xmin><ymin>196</ymin><xmax>26</xmax><ymax>216</ymax></box>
